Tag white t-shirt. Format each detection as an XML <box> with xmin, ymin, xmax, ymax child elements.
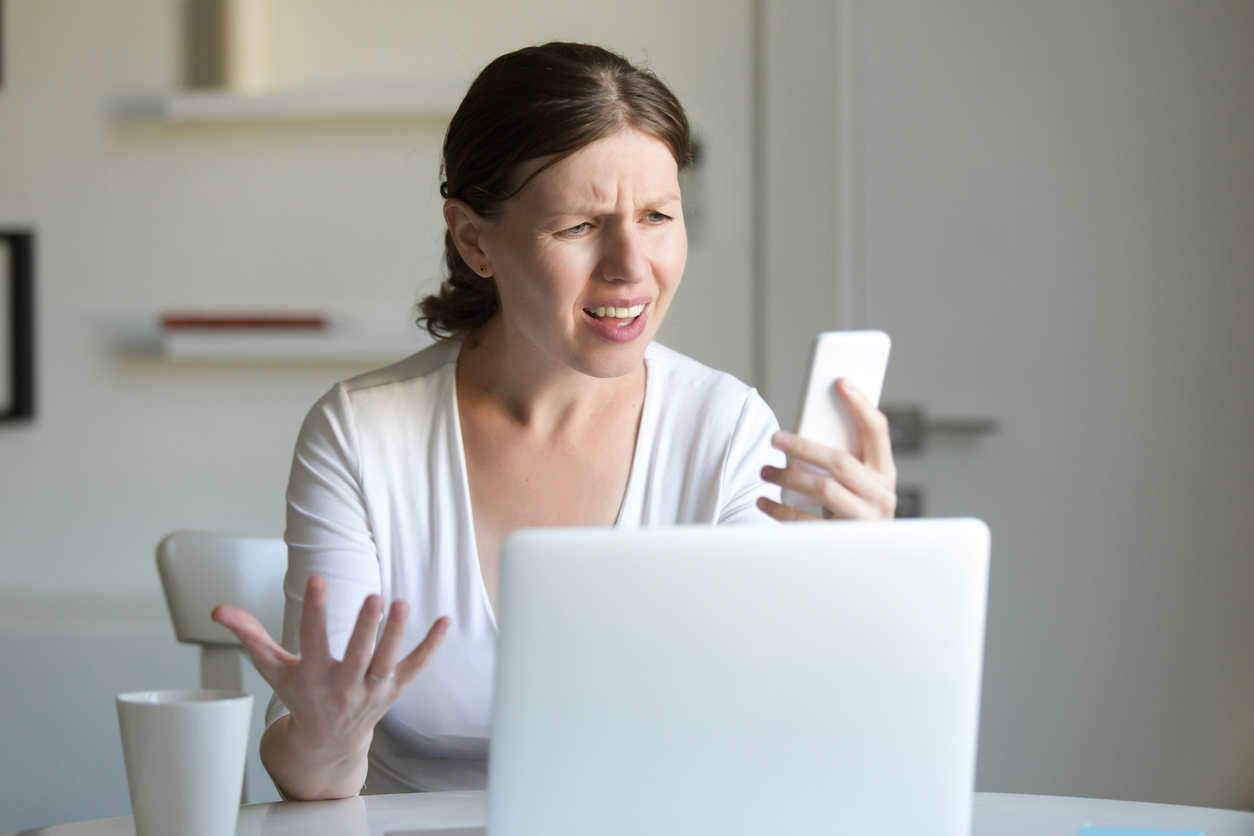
<box><xmin>266</xmin><ymin>339</ymin><xmax>783</xmax><ymax>792</ymax></box>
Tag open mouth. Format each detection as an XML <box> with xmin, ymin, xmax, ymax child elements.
<box><xmin>583</xmin><ymin>303</ymin><xmax>646</xmax><ymax>327</ymax></box>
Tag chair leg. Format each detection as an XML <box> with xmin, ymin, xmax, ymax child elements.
<box><xmin>201</xmin><ymin>645</ymin><xmax>244</xmax><ymax>691</ymax></box>
<box><xmin>200</xmin><ymin>645</ymin><xmax>250</xmax><ymax>805</ymax></box>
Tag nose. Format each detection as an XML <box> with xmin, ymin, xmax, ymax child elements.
<box><xmin>598</xmin><ymin>218</ymin><xmax>650</xmax><ymax>285</ymax></box>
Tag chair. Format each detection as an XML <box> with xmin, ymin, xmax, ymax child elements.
<box><xmin>156</xmin><ymin>531</ymin><xmax>288</xmax><ymax>802</ymax></box>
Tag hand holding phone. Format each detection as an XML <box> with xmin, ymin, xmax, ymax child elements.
<box><xmin>771</xmin><ymin>330</ymin><xmax>894</xmax><ymax>514</ymax></box>
<box><xmin>794</xmin><ymin>330</ymin><xmax>891</xmax><ymax>458</ymax></box>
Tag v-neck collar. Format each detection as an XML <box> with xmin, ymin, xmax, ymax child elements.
<box><xmin>445</xmin><ymin>340</ymin><xmax>654</xmax><ymax>630</ymax></box>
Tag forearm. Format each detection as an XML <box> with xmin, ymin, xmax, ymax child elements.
<box><xmin>260</xmin><ymin>714</ymin><xmax>372</xmax><ymax>801</ymax></box>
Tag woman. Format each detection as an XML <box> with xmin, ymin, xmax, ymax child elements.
<box><xmin>213</xmin><ymin>42</ymin><xmax>897</xmax><ymax>801</ymax></box>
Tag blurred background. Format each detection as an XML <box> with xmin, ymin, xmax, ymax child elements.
<box><xmin>0</xmin><ymin>0</ymin><xmax>1251</xmax><ymax>830</ymax></box>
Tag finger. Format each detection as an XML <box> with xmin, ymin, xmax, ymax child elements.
<box><xmin>768</xmin><ymin>432</ymin><xmax>891</xmax><ymax>496</ymax></box>
<box><xmin>211</xmin><ymin>604</ymin><xmax>298</xmax><ymax>681</ymax></box>
<box><xmin>340</xmin><ymin>595</ymin><xmax>384</xmax><ymax>678</ymax></box>
<box><xmin>762</xmin><ymin>464</ymin><xmax>876</xmax><ymax>520</ymax></box>
<box><xmin>756</xmin><ymin>496</ymin><xmax>821</xmax><ymax>522</ymax></box>
<box><xmin>837</xmin><ymin>379</ymin><xmax>895</xmax><ymax>477</ymax></box>
<box><xmin>394</xmin><ymin>616</ymin><xmax>451</xmax><ymax>686</ymax></box>
<box><xmin>365</xmin><ymin>600</ymin><xmax>410</xmax><ymax>683</ymax></box>
<box><xmin>298</xmin><ymin>575</ymin><xmax>332</xmax><ymax>673</ymax></box>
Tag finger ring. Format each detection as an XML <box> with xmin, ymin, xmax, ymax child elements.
<box><xmin>368</xmin><ymin>670</ymin><xmax>394</xmax><ymax>683</ymax></box>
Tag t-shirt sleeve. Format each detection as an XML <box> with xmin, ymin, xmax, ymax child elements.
<box><xmin>265</xmin><ymin>383</ymin><xmax>383</xmax><ymax>729</ymax></box>
<box><xmin>717</xmin><ymin>388</ymin><xmax>786</xmax><ymax>525</ymax></box>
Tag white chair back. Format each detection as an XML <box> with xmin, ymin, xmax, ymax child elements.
<box><xmin>157</xmin><ymin>531</ymin><xmax>287</xmax><ymax>648</ymax></box>
<box><xmin>156</xmin><ymin>531</ymin><xmax>288</xmax><ymax>804</ymax></box>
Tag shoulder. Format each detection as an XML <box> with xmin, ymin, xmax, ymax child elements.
<box><xmin>631</xmin><ymin>343</ymin><xmax>781</xmax><ymax>524</ymax></box>
<box><xmin>338</xmin><ymin>340</ymin><xmax>460</xmax><ymax>397</ymax></box>
<box><xmin>301</xmin><ymin>340</ymin><xmax>459</xmax><ymax>441</ymax></box>
<box><xmin>645</xmin><ymin>342</ymin><xmax>772</xmax><ymax>416</ymax></box>
<box><xmin>323</xmin><ymin>340</ymin><xmax>458</xmax><ymax>409</ymax></box>
<box><xmin>645</xmin><ymin>342</ymin><xmax>755</xmax><ymax>401</ymax></box>
<box><xmin>644</xmin><ymin>341</ymin><xmax>778</xmax><ymax>438</ymax></box>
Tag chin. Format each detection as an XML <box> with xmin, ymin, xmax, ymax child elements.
<box><xmin>565</xmin><ymin>303</ymin><xmax>664</xmax><ymax>378</ymax></box>
<box><xmin>574</xmin><ymin>343</ymin><xmax>649</xmax><ymax>379</ymax></box>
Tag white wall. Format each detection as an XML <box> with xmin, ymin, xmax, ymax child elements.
<box><xmin>0</xmin><ymin>0</ymin><xmax>429</xmax><ymax>600</ymax></box>
<box><xmin>760</xmin><ymin>0</ymin><xmax>841</xmax><ymax>413</ymax></box>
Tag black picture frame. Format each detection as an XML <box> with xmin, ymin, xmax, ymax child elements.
<box><xmin>0</xmin><ymin>230</ymin><xmax>34</xmax><ymax>422</ymax></box>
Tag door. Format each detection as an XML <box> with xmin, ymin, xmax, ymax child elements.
<box><xmin>847</xmin><ymin>0</ymin><xmax>1254</xmax><ymax>810</ymax></box>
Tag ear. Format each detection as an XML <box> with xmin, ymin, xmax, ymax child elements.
<box><xmin>443</xmin><ymin>199</ymin><xmax>494</xmax><ymax>278</ymax></box>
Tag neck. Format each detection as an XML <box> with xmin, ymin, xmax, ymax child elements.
<box><xmin>455</xmin><ymin>315</ymin><xmax>642</xmax><ymax>430</ymax></box>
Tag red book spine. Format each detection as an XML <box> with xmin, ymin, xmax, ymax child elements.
<box><xmin>161</xmin><ymin>313</ymin><xmax>327</xmax><ymax>331</ymax></box>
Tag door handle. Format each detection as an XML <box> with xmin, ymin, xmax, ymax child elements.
<box><xmin>883</xmin><ymin>407</ymin><xmax>997</xmax><ymax>453</ymax></box>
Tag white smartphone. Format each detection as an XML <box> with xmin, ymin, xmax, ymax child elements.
<box><xmin>783</xmin><ymin>330</ymin><xmax>892</xmax><ymax>508</ymax></box>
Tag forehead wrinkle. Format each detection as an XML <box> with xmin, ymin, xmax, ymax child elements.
<box><xmin>517</xmin><ymin>130</ymin><xmax>681</xmax><ymax>218</ymax></box>
<box><xmin>535</xmin><ymin>178</ymin><xmax>681</xmax><ymax>219</ymax></box>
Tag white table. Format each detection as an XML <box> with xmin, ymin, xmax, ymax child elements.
<box><xmin>10</xmin><ymin>791</ymin><xmax>1254</xmax><ymax>835</ymax></box>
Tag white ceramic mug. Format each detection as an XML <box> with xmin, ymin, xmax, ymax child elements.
<box><xmin>117</xmin><ymin>689</ymin><xmax>254</xmax><ymax>836</ymax></box>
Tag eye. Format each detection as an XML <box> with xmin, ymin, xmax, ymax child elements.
<box><xmin>560</xmin><ymin>222</ymin><xmax>592</xmax><ymax>237</ymax></box>
<box><xmin>645</xmin><ymin>211</ymin><xmax>673</xmax><ymax>224</ymax></box>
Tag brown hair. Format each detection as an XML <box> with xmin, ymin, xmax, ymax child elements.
<box><xmin>416</xmin><ymin>42</ymin><xmax>693</xmax><ymax>341</ymax></box>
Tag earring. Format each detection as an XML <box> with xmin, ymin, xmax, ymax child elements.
<box><xmin>479</xmin><ymin>266</ymin><xmax>486</xmax><ymax>272</ymax></box>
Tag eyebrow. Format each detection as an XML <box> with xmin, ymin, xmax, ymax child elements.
<box><xmin>544</xmin><ymin>193</ymin><xmax>684</xmax><ymax>218</ymax></box>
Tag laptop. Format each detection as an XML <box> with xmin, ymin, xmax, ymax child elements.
<box><xmin>472</xmin><ymin>518</ymin><xmax>991</xmax><ymax>836</ymax></box>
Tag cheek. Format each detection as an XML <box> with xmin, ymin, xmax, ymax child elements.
<box><xmin>501</xmin><ymin>247</ymin><xmax>588</xmax><ymax>320</ymax></box>
<box><xmin>657</xmin><ymin>235</ymin><xmax>688</xmax><ymax>292</ymax></box>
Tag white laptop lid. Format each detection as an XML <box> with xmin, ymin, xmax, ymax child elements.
<box><xmin>486</xmin><ymin>518</ymin><xmax>990</xmax><ymax>836</ymax></box>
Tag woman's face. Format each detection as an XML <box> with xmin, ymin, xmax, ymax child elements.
<box><xmin>476</xmin><ymin>128</ymin><xmax>687</xmax><ymax>379</ymax></box>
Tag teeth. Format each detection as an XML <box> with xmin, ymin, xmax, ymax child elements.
<box><xmin>586</xmin><ymin>303</ymin><xmax>646</xmax><ymax>319</ymax></box>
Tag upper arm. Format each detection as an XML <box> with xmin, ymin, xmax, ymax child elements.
<box><xmin>282</xmin><ymin>385</ymin><xmax>382</xmax><ymax>659</ymax></box>
<box><xmin>717</xmin><ymin>389</ymin><xmax>786</xmax><ymax>525</ymax></box>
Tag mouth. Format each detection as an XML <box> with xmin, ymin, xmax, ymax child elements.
<box><xmin>582</xmin><ymin>303</ymin><xmax>647</xmax><ymax>326</ymax></box>
<box><xmin>581</xmin><ymin>299</ymin><xmax>652</xmax><ymax>344</ymax></box>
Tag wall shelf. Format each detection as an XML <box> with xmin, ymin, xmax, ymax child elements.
<box><xmin>114</xmin><ymin>80</ymin><xmax>465</xmax><ymax>124</ymax></box>
<box><xmin>159</xmin><ymin>330</ymin><xmax>422</xmax><ymax>363</ymax></box>
<box><xmin>106</xmin><ymin>308</ymin><xmax>429</xmax><ymax>364</ymax></box>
